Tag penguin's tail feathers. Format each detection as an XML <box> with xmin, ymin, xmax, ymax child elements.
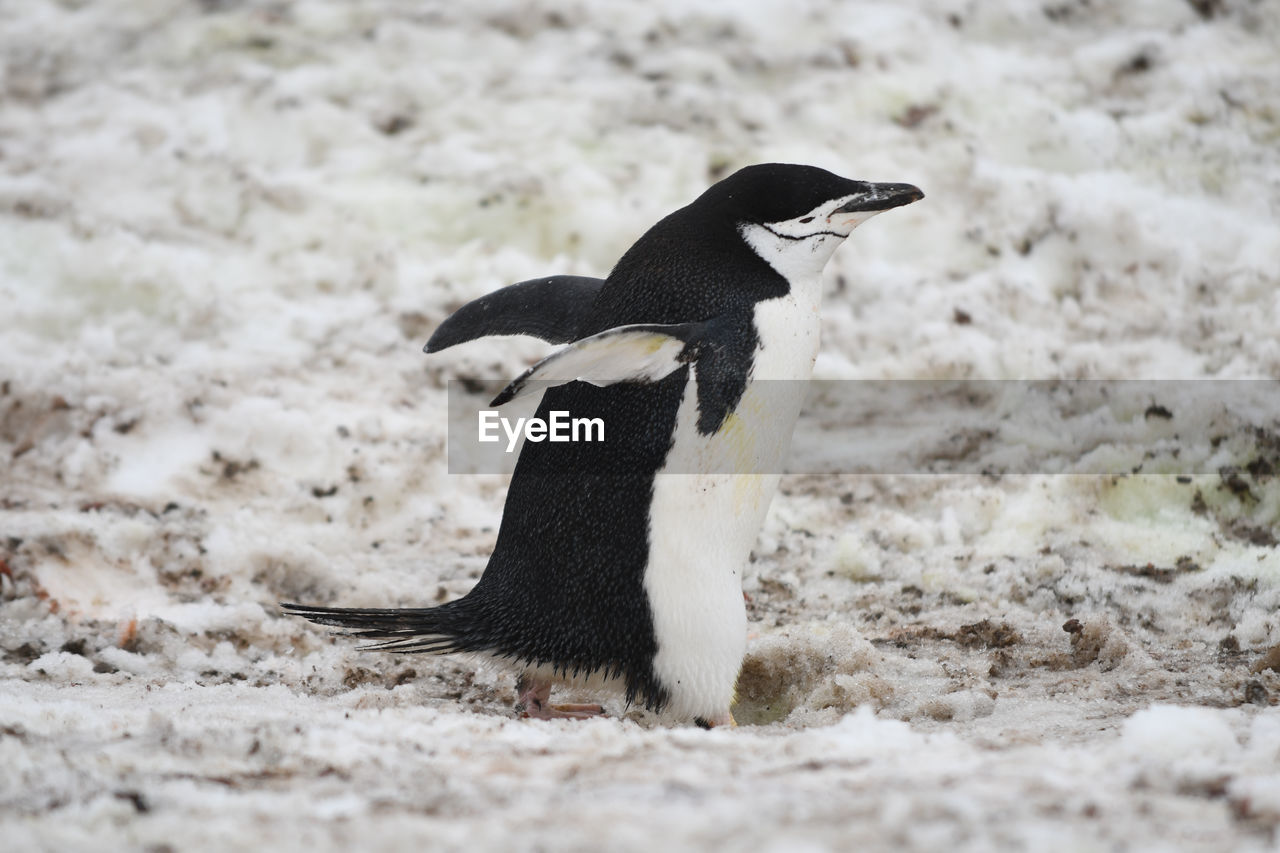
<box><xmin>280</xmin><ymin>602</ymin><xmax>465</xmax><ymax>654</ymax></box>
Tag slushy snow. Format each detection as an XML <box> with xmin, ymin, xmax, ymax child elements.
<box><xmin>2</xmin><ymin>1</ymin><xmax>1279</xmax><ymax>850</ymax></box>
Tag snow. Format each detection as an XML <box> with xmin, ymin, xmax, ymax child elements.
<box><xmin>2</xmin><ymin>0</ymin><xmax>1280</xmax><ymax>850</ymax></box>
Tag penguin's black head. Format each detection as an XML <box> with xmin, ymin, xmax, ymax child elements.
<box><xmin>707</xmin><ymin>163</ymin><xmax>924</xmax><ymax>236</ymax></box>
<box><xmin>695</xmin><ymin>164</ymin><xmax>922</xmax><ymax>280</ymax></box>
<box><xmin>601</xmin><ymin>163</ymin><xmax>923</xmax><ymax>319</ymax></box>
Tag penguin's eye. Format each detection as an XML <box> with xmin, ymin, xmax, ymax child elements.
<box><xmin>798</xmin><ymin>216</ymin><xmax>814</xmax><ymax>224</ymax></box>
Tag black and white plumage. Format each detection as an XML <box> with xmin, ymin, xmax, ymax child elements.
<box><xmin>283</xmin><ymin>164</ymin><xmax>923</xmax><ymax>727</ymax></box>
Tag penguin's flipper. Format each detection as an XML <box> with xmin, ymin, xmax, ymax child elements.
<box><xmin>425</xmin><ymin>275</ymin><xmax>606</xmax><ymax>353</ymax></box>
<box><xmin>490</xmin><ymin>322</ymin><xmax>705</xmax><ymax>406</ymax></box>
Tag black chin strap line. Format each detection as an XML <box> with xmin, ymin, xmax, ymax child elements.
<box><xmin>757</xmin><ymin>222</ymin><xmax>843</xmax><ymax>242</ymax></box>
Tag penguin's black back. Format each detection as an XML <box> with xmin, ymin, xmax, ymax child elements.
<box><xmin>460</xmin><ymin>378</ymin><xmax>685</xmax><ymax>708</ymax></box>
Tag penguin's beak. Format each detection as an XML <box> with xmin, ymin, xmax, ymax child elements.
<box><xmin>836</xmin><ymin>183</ymin><xmax>925</xmax><ymax>213</ymax></box>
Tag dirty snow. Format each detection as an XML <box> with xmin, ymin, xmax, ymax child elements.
<box><xmin>2</xmin><ymin>0</ymin><xmax>1280</xmax><ymax>850</ymax></box>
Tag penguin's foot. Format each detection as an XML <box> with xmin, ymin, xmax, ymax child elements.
<box><xmin>515</xmin><ymin>675</ymin><xmax>605</xmax><ymax>721</ymax></box>
<box><xmin>693</xmin><ymin>711</ymin><xmax>737</xmax><ymax>729</ymax></box>
<box><xmin>524</xmin><ymin>701</ymin><xmax>606</xmax><ymax>721</ymax></box>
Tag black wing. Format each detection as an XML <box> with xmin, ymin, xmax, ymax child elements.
<box><xmin>425</xmin><ymin>275</ymin><xmax>605</xmax><ymax>353</ymax></box>
<box><xmin>489</xmin><ymin>313</ymin><xmax>754</xmax><ymax>435</ymax></box>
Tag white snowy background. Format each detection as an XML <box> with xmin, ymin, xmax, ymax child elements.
<box><xmin>3</xmin><ymin>0</ymin><xmax>1280</xmax><ymax>850</ymax></box>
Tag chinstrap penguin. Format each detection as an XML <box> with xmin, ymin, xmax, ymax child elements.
<box><xmin>284</xmin><ymin>163</ymin><xmax>923</xmax><ymax>727</ymax></box>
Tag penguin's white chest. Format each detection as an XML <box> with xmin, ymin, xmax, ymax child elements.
<box><xmin>644</xmin><ymin>279</ymin><xmax>822</xmax><ymax>721</ymax></box>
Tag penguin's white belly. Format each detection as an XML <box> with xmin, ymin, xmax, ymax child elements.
<box><xmin>644</xmin><ymin>288</ymin><xmax>821</xmax><ymax>720</ymax></box>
